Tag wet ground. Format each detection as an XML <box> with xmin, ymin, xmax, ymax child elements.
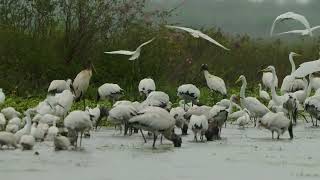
<box><xmin>1</xmin><ymin>122</ymin><xmax>320</xmax><ymax>180</ymax></box>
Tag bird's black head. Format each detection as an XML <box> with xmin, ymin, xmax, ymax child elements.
<box><xmin>171</xmin><ymin>133</ymin><xmax>182</xmax><ymax>147</ymax></box>
<box><xmin>200</xmin><ymin>64</ymin><xmax>209</xmax><ymax>71</ymax></box>
<box><xmin>183</xmin><ymin>113</ymin><xmax>192</xmax><ymax>120</ymax></box>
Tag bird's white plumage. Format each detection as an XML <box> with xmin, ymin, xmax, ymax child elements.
<box><xmin>104</xmin><ymin>38</ymin><xmax>154</xmax><ymax>60</ymax></box>
<box><xmin>0</xmin><ymin>131</ymin><xmax>18</xmax><ymax>148</ymax></box>
<box><xmin>270</xmin><ymin>12</ymin><xmax>312</xmax><ymax>36</ymax></box>
<box><xmin>188</xmin><ymin>115</ymin><xmax>208</xmax><ymax>140</ymax></box>
<box><xmin>108</xmin><ymin>104</ymin><xmax>137</xmax><ymax>125</ymax></box>
<box><xmin>185</xmin><ymin>105</ymin><xmax>212</xmax><ymax>118</ymax></box>
<box><xmin>54</xmin><ymin>90</ymin><xmax>74</xmax><ymax>117</ymax></box>
<box><xmin>259</xmin><ymin>83</ymin><xmax>270</xmax><ymax>101</ymax></box>
<box><xmin>48</xmin><ymin>79</ymin><xmax>72</xmax><ymax>93</ymax></box>
<box><xmin>98</xmin><ymin>83</ymin><xmax>123</xmax><ymax>100</ymax></box>
<box><xmin>129</xmin><ymin>107</ymin><xmax>175</xmax><ymax>131</ymax></box>
<box><xmin>311</xmin><ymin>77</ymin><xmax>320</xmax><ymax>91</ymax></box>
<box><xmin>203</xmin><ymin>70</ymin><xmax>227</xmax><ymax>95</ymax></box>
<box><xmin>0</xmin><ymin>88</ymin><xmax>5</xmax><ymax>104</ymax></box>
<box><xmin>73</xmin><ymin>69</ymin><xmax>92</xmax><ymax>100</ymax></box>
<box><xmin>166</xmin><ymin>25</ymin><xmax>230</xmax><ymax>50</ymax></box>
<box><xmin>237</xmin><ymin>75</ymin><xmax>269</xmax><ymax>118</ymax></box>
<box><xmin>259</xmin><ymin>111</ymin><xmax>292</xmax><ymax>139</ymax></box>
<box><xmin>139</xmin><ymin>78</ymin><xmax>156</xmax><ymax>96</ymax></box>
<box><xmin>54</xmin><ymin>135</ymin><xmax>71</xmax><ymax>150</ymax></box>
<box><xmin>177</xmin><ymin>84</ymin><xmax>200</xmax><ymax>102</ymax></box>
<box><xmin>262</xmin><ymin>72</ymin><xmax>278</xmax><ymax>90</ymax></box>
<box><xmin>170</xmin><ymin>107</ymin><xmax>187</xmax><ymax>129</ymax></box>
<box><xmin>1</xmin><ymin>107</ymin><xmax>21</xmax><ymax>120</ymax></box>
<box><xmin>64</xmin><ymin>111</ymin><xmax>92</xmax><ymax>131</ymax></box>
<box><xmin>0</xmin><ymin>113</ymin><xmax>6</xmax><ymax>129</ymax></box>
<box><xmin>142</xmin><ymin>91</ymin><xmax>171</xmax><ymax>109</ymax></box>
<box><xmin>292</xmin><ymin>59</ymin><xmax>320</xmax><ymax>78</ymax></box>
<box><xmin>277</xmin><ymin>25</ymin><xmax>320</xmax><ymax>36</ymax></box>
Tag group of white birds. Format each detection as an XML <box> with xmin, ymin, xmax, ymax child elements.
<box><xmin>1</xmin><ymin>11</ymin><xmax>320</xmax><ymax>151</ymax></box>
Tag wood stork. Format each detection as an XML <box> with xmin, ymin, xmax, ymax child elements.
<box><xmin>281</xmin><ymin>52</ymin><xmax>306</xmax><ymax>94</ymax></box>
<box><xmin>170</xmin><ymin>107</ymin><xmax>188</xmax><ymax>135</ymax></box>
<box><xmin>184</xmin><ymin>105</ymin><xmax>212</xmax><ymax>120</ymax></box>
<box><xmin>207</xmin><ymin>105</ymin><xmax>228</xmax><ymax>140</ymax></box>
<box><xmin>258</xmin><ymin>83</ymin><xmax>270</xmax><ymax>101</ymax></box>
<box><xmin>189</xmin><ymin>115</ymin><xmax>208</xmax><ymax>142</ymax></box>
<box><xmin>48</xmin><ymin>79</ymin><xmax>72</xmax><ymax>95</ymax></box>
<box><xmin>97</xmin><ymin>83</ymin><xmax>124</xmax><ymax>105</ymax></box>
<box><xmin>142</xmin><ymin>91</ymin><xmax>171</xmax><ymax>110</ymax></box>
<box><xmin>201</xmin><ymin>64</ymin><xmax>227</xmax><ymax>98</ymax></box>
<box><xmin>304</xmin><ymin>95</ymin><xmax>320</xmax><ymax>126</ymax></box>
<box><xmin>53</xmin><ymin>90</ymin><xmax>74</xmax><ymax>118</ymax></box>
<box><xmin>72</xmin><ymin>62</ymin><xmax>96</xmax><ymax>110</ymax></box>
<box><xmin>129</xmin><ymin>107</ymin><xmax>182</xmax><ymax>148</ymax></box>
<box><xmin>6</xmin><ymin>117</ymin><xmax>21</xmax><ymax>133</ymax></box>
<box><xmin>64</xmin><ymin>110</ymin><xmax>93</xmax><ymax>148</ymax></box>
<box><xmin>0</xmin><ymin>88</ymin><xmax>5</xmax><ymax>104</ymax></box>
<box><xmin>177</xmin><ymin>84</ymin><xmax>200</xmax><ymax>110</ymax></box>
<box><xmin>108</xmin><ymin>104</ymin><xmax>138</xmax><ymax>136</ymax></box>
<box><xmin>19</xmin><ymin>109</ymin><xmax>35</xmax><ymax>150</ymax></box>
<box><xmin>139</xmin><ymin>78</ymin><xmax>156</xmax><ymax>97</ymax></box>
<box><xmin>0</xmin><ymin>131</ymin><xmax>19</xmax><ymax>149</ymax></box>
<box><xmin>54</xmin><ymin>135</ymin><xmax>72</xmax><ymax>151</ymax></box>
<box><xmin>236</xmin><ymin>75</ymin><xmax>269</xmax><ymax>126</ymax></box>
<box><xmin>258</xmin><ymin>112</ymin><xmax>293</xmax><ymax>139</ymax></box>
<box><xmin>1</xmin><ymin>107</ymin><xmax>21</xmax><ymax>120</ymax></box>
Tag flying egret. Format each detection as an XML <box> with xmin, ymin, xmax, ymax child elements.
<box><xmin>104</xmin><ymin>38</ymin><xmax>155</xmax><ymax>61</ymax></box>
<box><xmin>292</xmin><ymin>58</ymin><xmax>320</xmax><ymax>78</ymax></box>
<box><xmin>277</xmin><ymin>25</ymin><xmax>320</xmax><ymax>36</ymax></box>
<box><xmin>166</xmin><ymin>25</ymin><xmax>230</xmax><ymax>50</ymax></box>
<box><xmin>270</xmin><ymin>12</ymin><xmax>312</xmax><ymax>36</ymax></box>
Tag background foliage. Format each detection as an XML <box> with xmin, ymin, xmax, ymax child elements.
<box><xmin>0</xmin><ymin>0</ymin><xmax>320</xmax><ymax>105</ymax></box>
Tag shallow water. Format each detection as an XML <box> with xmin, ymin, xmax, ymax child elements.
<box><xmin>1</xmin><ymin>122</ymin><xmax>320</xmax><ymax>180</ymax></box>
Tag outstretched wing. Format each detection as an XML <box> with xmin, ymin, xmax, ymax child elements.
<box><xmin>198</xmin><ymin>32</ymin><xmax>230</xmax><ymax>51</ymax></box>
<box><xmin>104</xmin><ymin>50</ymin><xmax>135</xmax><ymax>56</ymax></box>
<box><xmin>165</xmin><ymin>25</ymin><xmax>196</xmax><ymax>34</ymax></box>
<box><xmin>277</xmin><ymin>30</ymin><xmax>305</xmax><ymax>36</ymax></box>
<box><xmin>137</xmin><ymin>38</ymin><xmax>155</xmax><ymax>49</ymax></box>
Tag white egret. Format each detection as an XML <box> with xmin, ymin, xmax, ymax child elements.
<box><xmin>281</xmin><ymin>52</ymin><xmax>306</xmax><ymax>93</ymax></box>
<box><xmin>166</xmin><ymin>25</ymin><xmax>230</xmax><ymax>50</ymax></box>
<box><xmin>236</xmin><ymin>75</ymin><xmax>269</xmax><ymax>126</ymax></box>
<box><xmin>262</xmin><ymin>71</ymin><xmax>278</xmax><ymax>90</ymax></box>
<box><xmin>258</xmin><ymin>83</ymin><xmax>270</xmax><ymax>101</ymax></box>
<box><xmin>104</xmin><ymin>38</ymin><xmax>154</xmax><ymax>61</ymax></box>
<box><xmin>270</xmin><ymin>12</ymin><xmax>312</xmax><ymax>36</ymax></box>
<box><xmin>19</xmin><ymin>109</ymin><xmax>35</xmax><ymax>150</ymax></box>
<box><xmin>277</xmin><ymin>25</ymin><xmax>320</xmax><ymax>36</ymax></box>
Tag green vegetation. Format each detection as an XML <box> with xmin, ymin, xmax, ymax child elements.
<box><xmin>0</xmin><ymin>0</ymin><xmax>319</xmax><ymax>110</ymax></box>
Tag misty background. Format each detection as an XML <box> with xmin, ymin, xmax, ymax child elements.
<box><xmin>148</xmin><ymin>0</ymin><xmax>320</xmax><ymax>37</ymax></box>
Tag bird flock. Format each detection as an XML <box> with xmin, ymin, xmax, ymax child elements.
<box><xmin>1</xmin><ymin>11</ymin><xmax>320</xmax><ymax>151</ymax></box>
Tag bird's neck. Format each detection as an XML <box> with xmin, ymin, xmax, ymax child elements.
<box><xmin>305</xmin><ymin>78</ymin><xmax>312</xmax><ymax>98</ymax></box>
<box><xmin>228</xmin><ymin>97</ymin><xmax>234</xmax><ymax>114</ymax></box>
<box><xmin>289</xmin><ymin>55</ymin><xmax>296</xmax><ymax>74</ymax></box>
<box><xmin>162</xmin><ymin>129</ymin><xmax>174</xmax><ymax>140</ymax></box>
<box><xmin>26</xmin><ymin>114</ymin><xmax>32</xmax><ymax>135</ymax></box>
<box><xmin>240</xmin><ymin>80</ymin><xmax>247</xmax><ymax>99</ymax></box>
<box><xmin>270</xmin><ymin>70</ymin><xmax>280</xmax><ymax>102</ymax></box>
<box><xmin>203</xmin><ymin>71</ymin><xmax>210</xmax><ymax>78</ymax></box>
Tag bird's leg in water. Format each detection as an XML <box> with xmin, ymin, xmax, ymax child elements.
<box><xmin>82</xmin><ymin>95</ymin><xmax>86</xmax><ymax>111</ymax></box>
<box><xmin>272</xmin><ymin>131</ymin><xmax>274</xmax><ymax>139</ymax></box>
<box><xmin>140</xmin><ymin>129</ymin><xmax>147</xmax><ymax>143</ymax></box>
<box><xmin>80</xmin><ymin>132</ymin><xmax>83</xmax><ymax>148</ymax></box>
<box><xmin>124</xmin><ymin>122</ymin><xmax>128</xmax><ymax>136</ymax></box>
<box><xmin>194</xmin><ymin>134</ymin><xmax>198</xmax><ymax>142</ymax></box>
<box><xmin>160</xmin><ymin>135</ymin><xmax>163</xmax><ymax>144</ymax></box>
<box><xmin>152</xmin><ymin>134</ymin><xmax>158</xmax><ymax>148</ymax></box>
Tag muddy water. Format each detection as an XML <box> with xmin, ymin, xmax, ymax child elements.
<box><xmin>1</xmin><ymin>124</ymin><xmax>320</xmax><ymax>180</ymax></box>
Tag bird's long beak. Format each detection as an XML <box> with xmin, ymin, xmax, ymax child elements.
<box><xmin>91</xmin><ymin>63</ymin><xmax>97</xmax><ymax>74</ymax></box>
<box><xmin>260</xmin><ymin>68</ymin><xmax>269</xmax><ymax>73</ymax></box>
<box><xmin>235</xmin><ymin>78</ymin><xmax>241</xmax><ymax>84</ymax></box>
<box><xmin>57</xmin><ymin>103</ymin><xmax>65</xmax><ymax>110</ymax></box>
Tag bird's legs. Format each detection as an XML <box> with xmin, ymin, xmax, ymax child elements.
<box><xmin>160</xmin><ymin>135</ymin><xmax>163</xmax><ymax>144</ymax></box>
<box><xmin>152</xmin><ymin>134</ymin><xmax>158</xmax><ymax>148</ymax></box>
<box><xmin>140</xmin><ymin>129</ymin><xmax>147</xmax><ymax>143</ymax></box>
<box><xmin>194</xmin><ymin>134</ymin><xmax>198</xmax><ymax>142</ymax></box>
<box><xmin>82</xmin><ymin>95</ymin><xmax>86</xmax><ymax>111</ymax></box>
<box><xmin>272</xmin><ymin>131</ymin><xmax>274</xmax><ymax>139</ymax></box>
<box><xmin>79</xmin><ymin>132</ymin><xmax>83</xmax><ymax>148</ymax></box>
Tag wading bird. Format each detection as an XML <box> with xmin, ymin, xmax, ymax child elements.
<box><xmin>48</xmin><ymin>79</ymin><xmax>72</xmax><ymax>95</ymax></box>
<box><xmin>201</xmin><ymin>64</ymin><xmax>227</xmax><ymax>98</ymax></box>
<box><xmin>0</xmin><ymin>88</ymin><xmax>5</xmax><ymax>104</ymax></box>
<box><xmin>139</xmin><ymin>78</ymin><xmax>156</xmax><ymax>97</ymax></box>
<box><xmin>72</xmin><ymin>62</ymin><xmax>96</xmax><ymax>110</ymax></box>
